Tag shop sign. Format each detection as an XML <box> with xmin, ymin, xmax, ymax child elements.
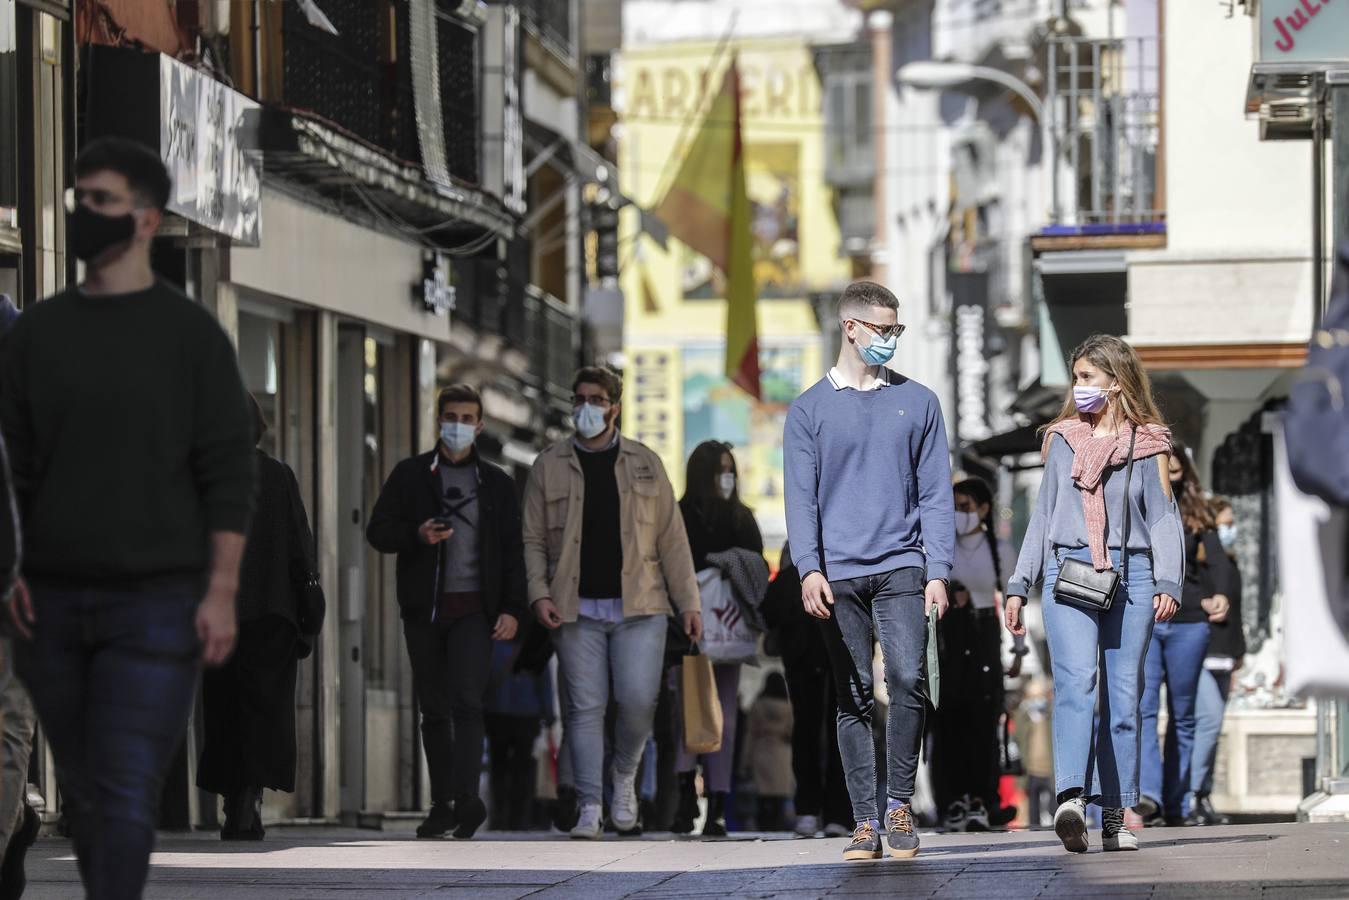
<box><xmin>418</xmin><ymin>252</ymin><xmax>456</xmax><ymax>316</ymax></box>
<box><xmin>502</xmin><ymin>5</ymin><xmax>526</xmax><ymax>216</ymax></box>
<box><xmin>955</xmin><ymin>304</ymin><xmax>990</xmax><ymax>442</ymax></box>
<box><xmin>1259</xmin><ymin>0</ymin><xmax>1349</xmax><ymax>64</ymax></box>
<box><xmin>159</xmin><ymin>54</ymin><xmax>261</xmax><ymax>245</ymax></box>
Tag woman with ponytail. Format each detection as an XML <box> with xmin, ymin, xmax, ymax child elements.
<box><xmin>931</xmin><ymin>477</ymin><xmax>1020</xmax><ymax>831</ymax></box>
<box><xmin>1005</xmin><ymin>335</ymin><xmax>1184</xmax><ymax>854</ymax></box>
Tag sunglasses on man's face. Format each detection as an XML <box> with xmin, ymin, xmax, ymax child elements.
<box><xmin>850</xmin><ymin>318</ymin><xmax>906</xmax><ymax>340</ymax></box>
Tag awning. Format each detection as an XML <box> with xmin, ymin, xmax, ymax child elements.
<box><xmin>968</xmin><ymin>424</ymin><xmax>1044</xmax><ymax>459</ymax></box>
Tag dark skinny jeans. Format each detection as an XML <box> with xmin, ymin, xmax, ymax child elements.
<box><xmin>820</xmin><ymin>566</ymin><xmax>929</xmax><ymax>824</ymax></box>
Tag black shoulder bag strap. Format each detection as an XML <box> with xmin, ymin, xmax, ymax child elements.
<box><xmin>1119</xmin><ymin>425</ymin><xmax>1138</xmax><ymax>581</ymax></box>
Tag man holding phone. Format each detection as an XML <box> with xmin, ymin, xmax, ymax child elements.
<box><xmin>367</xmin><ymin>384</ymin><xmax>526</xmax><ymax>840</ymax></box>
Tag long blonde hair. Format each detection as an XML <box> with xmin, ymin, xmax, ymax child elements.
<box><xmin>1042</xmin><ymin>334</ymin><xmax>1168</xmax><ymax>433</ymax></box>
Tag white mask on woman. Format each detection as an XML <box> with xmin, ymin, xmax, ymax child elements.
<box><xmin>718</xmin><ymin>473</ymin><xmax>736</xmax><ymax>500</ymax></box>
<box><xmin>956</xmin><ymin>510</ymin><xmax>982</xmax><ymax>535</ymax></box>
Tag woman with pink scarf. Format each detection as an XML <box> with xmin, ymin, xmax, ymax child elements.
<box><xmin>1004</xmin><ymin>335</ymin><xmax>1184</xmax><ymax>855</ymax></box>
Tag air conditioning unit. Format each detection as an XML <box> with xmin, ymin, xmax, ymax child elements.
<box><xmin>1245</xmin><ymin>64</ymin><xmax>1321</xmax><ymax>141</ymax></box>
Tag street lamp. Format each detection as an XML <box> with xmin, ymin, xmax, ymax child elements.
<box><xmin>896</xmin><ymin>61</ymin><xmax>1044</xmax><ymax>122</ymax></box>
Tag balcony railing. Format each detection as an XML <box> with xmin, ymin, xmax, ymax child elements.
<box><xmin>280</xmin><ymin>0</ymin><xmax>480</xmax><ymax>185</ymax></box>
<box><xmin>520</xmin><ymin>0</ymin><xmax>573</xmax><ymax>61</ymax></box>
<box><xmin>1046</xmin><ymin>36</ymin><xmax>1162</xmax><ymax>232</ymax></box>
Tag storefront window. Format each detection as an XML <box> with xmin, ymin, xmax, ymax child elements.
<box><xmin>237</xmin><ymin>311</ymin><xmax>282</xmax><ymax>458</ymax></box>
<box><xmin>362</xmin><ymin>336</ymin><xmax>389</xmax><ymax>689</ymax></box>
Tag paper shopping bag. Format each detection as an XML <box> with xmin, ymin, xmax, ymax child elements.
<box><xmin>681</xmin><ymin>645</ymin><xmax>723</xmax><ymax>754</ymax></box>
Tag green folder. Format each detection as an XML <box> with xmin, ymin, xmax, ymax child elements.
<box><xmin>926</xmin><ymin>603</ymin><xmax>940</xmax><ymax>709</ymax></box>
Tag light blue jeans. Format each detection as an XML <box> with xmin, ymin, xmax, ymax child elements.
<box><xmin>1042</xmin><ymin>547</ymin><xmax>1157</xmax><ymax>809</ymax></box>
<box><xmin>553</xmin><ymin>614</ymin><xmax>667</xmax><ymax>807</ymax></box>
<box><xmin>1140</xmin><ymin>620</ymin><xmax>1210</xmax><ymax>817</ymax></box>
<box><xmin>1189</xmin><ymin>667</ymin><xmax>1232</xmax><ymax>797</ymax></box>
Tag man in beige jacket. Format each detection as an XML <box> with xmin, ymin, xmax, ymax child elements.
<box><xmin>524</xmin><ymin>366</ymin><xmax>701</xmax><ymax>839</ymax></box>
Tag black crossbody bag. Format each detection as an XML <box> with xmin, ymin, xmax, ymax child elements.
<box><xmin>1053</xmin><ymin>425</ymin><xmax>1137</xmax><ymax>613</ymax></box>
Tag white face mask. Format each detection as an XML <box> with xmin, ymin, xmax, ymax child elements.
<box><xmin>718</xmin><ymin>472</ymin><xmax>736</xmax><ymax>500</ymax></box>
<box><xmin>956</xmin><ymin>510</ymin><xmax>982</xmax><ymax>535</ymax></box>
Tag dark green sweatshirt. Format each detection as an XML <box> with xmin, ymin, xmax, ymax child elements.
<box><xmin>0</xmin><ymin>280</ymin><xmax>256</xmax><ymax>580</ymax></box>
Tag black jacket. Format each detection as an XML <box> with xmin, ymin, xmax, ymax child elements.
<box><xmin>1178</xmin><ymin>529</ymin><xmax>1239</xmax><ymax>625</ymax></box>
<box><xmin>1206</xmin><ymin>550</ymin><xmax>1247</xmax><ymax>661</ymax></box>
<box><xmin>366</xmin><ymin>448</ymin><xmax>527</xmax><ymax>623</ymax></box>
<box><xmin>238</xmin><ymin>450</ymin><xmax>314</xmax><ymax>628</ymax></box>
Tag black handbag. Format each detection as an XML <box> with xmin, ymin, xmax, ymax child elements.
<box><xmin>1053</xmin><ymin>425</ymin><xmax>1137</xmax><ymax>613</ymax></box>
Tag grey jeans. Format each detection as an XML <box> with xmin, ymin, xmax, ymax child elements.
<box><xmin>0</xmin><ymin>638</ymin><xmax>35</xmax><ymax>851</ymax></box>
<box><xmin>553</xmin><ymin>614</ymin><xmax>667</xmax><ymax>807</ymax></box>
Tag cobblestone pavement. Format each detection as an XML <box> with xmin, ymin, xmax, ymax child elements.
<box><xmin>23</xmin><ymin>822</ymin><xmax>1349</xmax><ymax>898</ymax></box>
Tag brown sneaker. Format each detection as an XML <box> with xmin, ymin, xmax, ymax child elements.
<box><xmin>842</xmin><ymin>820</ymin><xmax>882</xmax><ymax>861</ymax></box>
<box><xmin>886</xmin><ymin>804</ymin><xmax>920</xmax><ymax>859</ymax></box>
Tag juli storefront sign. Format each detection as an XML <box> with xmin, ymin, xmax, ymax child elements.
<box><xmin>159</xmin><ymin>54</ymin><xmax>261</xmax><ymax>245</ymax></box>
<box><xmin>1260</xmin><ymin>0</ymin><xmax>1349</xmax><ymax>64</ymax></box>
<box><xmin>417</xmin><ymin>252</ymin><xmax>456</xmax><ymax>316</ymax></box>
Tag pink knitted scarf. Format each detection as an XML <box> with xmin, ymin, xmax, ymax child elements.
<box><xmin>1048</xmin><ymin>420</ymin><xmax>1172</xmax><ymax>571</ymax></box>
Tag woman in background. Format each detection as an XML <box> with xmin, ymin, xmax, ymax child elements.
<box><xmin>1184</xmin><ymin>498</ymin><xmax>1245</xmax><ymax>826</ymax></box>
<box><xmin>740</xmin><ymin>673</ymin><xmax>795</xmax><ymax>831</ymax></box>
<box><xmin>674</xmin><ymin>441</ymin><xmax>763</xmax><ymax>838</ymax></box>
<box><xmin>1137</xmin><ymin>445</ymin><xmax>1236</xmax><ymax>827</ymax></box>
<box><xmin>931</xmin><ymin>477</ymin><xmax>1018</xmax><ymax>832</ymax></box>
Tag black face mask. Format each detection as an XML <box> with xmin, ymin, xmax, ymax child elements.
<box><xmin>68</xmin><ymin>204</ymin><xmax>136</xmax><ymax>263</ymax></box>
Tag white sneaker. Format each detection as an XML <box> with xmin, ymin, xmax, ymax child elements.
<box><xmin>610</xmin><ymin>769</ymin><xmax>639</xmax><ymax>832</ymax></box>
<box><xmin>824</xmin><ymin>822</ymin><xmax>852</xmax><ymax>838</ymax></box>
<box><xmin>794</xmin><ymin>815</ymin><xmax>820</xmax><ymax>837</ymax></box>
<box><xmin>1054</xmin><ymin>797</ymin><xmax>1089</xmax><ymax>853</ymax></box>
<box><xmin>1102</xmin><ymin>807</ymin><xmax>1139</xmax><ymax>852</ymax></box>
<box><xmin>570</xmin><ymin>803</ymin><xmax>603</xmax><ymax>840</ymax></box>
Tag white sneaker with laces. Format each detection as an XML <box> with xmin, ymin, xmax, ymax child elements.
<box><xmin>570</xmin><ymin>803</ymin><xmax>603</xmax><ymax>840</ymax></box>
<box><xmin>794</xmin><ymin>815</ymin><xmax>820</xmax><ymax>837</ymax></box>
<box><xmin>610</xmin><ymin>769</ymin><xmax>639</xmax><ymax>832</ymax></box>
<box><xmin>1102</xmin><ymin>807</ymin><xmax>1139</xmax><ymax>852</ymax></box>
<box><xmin>1054</xmin><ymin>797</ymin><xmax>1089</xmax><ymax>853</ymax></box>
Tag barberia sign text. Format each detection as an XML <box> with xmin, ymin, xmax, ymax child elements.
<box><xmin>624</xmin><ymin>62</ymin><xmax>820</xmax><ymax>121</ymax></box>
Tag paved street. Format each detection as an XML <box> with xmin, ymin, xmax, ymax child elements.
<box><xmin>22</xmin><ymin>822</ymin><xmax>1349</xmax><ymax>899</ymax></box>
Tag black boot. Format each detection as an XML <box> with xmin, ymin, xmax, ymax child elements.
<box><xmin>552</xmin><ymin>786</ymin><xmax>579</xmax><ymax>834</ymax></box>
<box><xmin>672</xmin><ymin>773</ymin><xmax>698</xmax><ymax>835</ymax></box>
<box><xmin>0</xmin><ymin>803</ymin><xmax>40</xmax><ymax>900</ymax></box>
<box><xmin>1185</xmin><ymin>794</ymin><xmax>1230</xmax><ymax>827</ymax></box>
<box><xmin>701</xmin><ymin>792</ymin><xmax>728</xmax><ymax>838</ymax></box>
<box><xmin>235</xmin><ymin>787</ymin><xmax>265</xmax><ymax>840</ymax></box>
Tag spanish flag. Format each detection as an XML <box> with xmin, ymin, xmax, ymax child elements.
<box><xmin>655</xmin><ymin>58</ymin><xmax>760</xmax><ymax>400</ymax></box>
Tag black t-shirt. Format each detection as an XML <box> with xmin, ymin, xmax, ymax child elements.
<box><xmin>577</xmin><ymin>442</ymin><xmax>622</xmax><ymax>598</ymax></box>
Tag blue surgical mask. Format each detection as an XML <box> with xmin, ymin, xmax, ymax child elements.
<box><xmin>573</xmin><ymin>404</ymin><xmax>609</xmax><ymax>440</ymax></box>
<box><xmin>1217</xmin><ymin>523</ymin><xmax>1238</xmax><ymax>550</ymax></box>
<box><xmin>857</xmin><ymin>332</ymin><xmax>897</xmax><ymax>367</ymax></box>
<box><xmin>440</xmin><ymin>421</ymin><xmax>476</xmax><ymax>454</ymax></box>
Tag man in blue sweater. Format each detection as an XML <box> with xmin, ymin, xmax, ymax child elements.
<box><xmin>784</xmin><ymin>280</ymin><xmax>954</xmax><ymax>862</ymax></box>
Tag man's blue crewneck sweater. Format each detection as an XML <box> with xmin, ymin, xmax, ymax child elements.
<box><xmin>784</xmin><ymin>369</ymin><xmax>955</xmax><ymax>583</ymax></box>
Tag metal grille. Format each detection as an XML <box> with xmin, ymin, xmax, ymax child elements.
<box><xmin>392</xmin><ymin>2</ymin><xmax>422</xmax><ymax>164</ymax></box>
<box><xmin>1047</xmin><ymin>36</ymin><xmax>1161</xmax><ymax>229</ymax></box>
<box><xmin>282</xmin><ymin>0</ymin><xmax>381</xmax><ymax>148</ymax></box>
<box><xmin>437</xmin><ymin>10</ymin><xmax>479</xmax><ymax>184</ymax></box>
